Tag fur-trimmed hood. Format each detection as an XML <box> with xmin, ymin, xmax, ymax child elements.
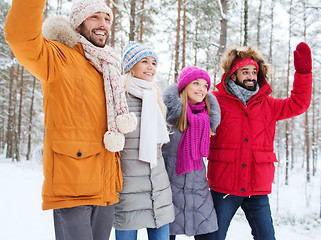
<box><xmin>42</xmin><ymin>15</ymin><xmax>79</xmax><ymax>48</ymax></box>
<box><xmin>220</xmin><ymin>46</ymin><xmax>270</xmax><ymax>89</ymax></box>
<box><xmin>162</xmin><ymin>84</ymin><xmax>221</xmax><ymax>132</ymax></box>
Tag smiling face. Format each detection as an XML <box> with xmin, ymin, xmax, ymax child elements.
<box><xmin>231</xmin><ymin>64</ymin><xmax>258</xmax><ymax>91</ymax></box>
<box><xmin>130</xmin><ymin>56</ymin><xmax>157</xmax><ymax>82</ymax></box>
<box><xmin>76</xmin><ymin>12</ymin><xmax>111</xmax><ymax>48</ymax></box>
<box><xmin>185</xmin><ymin>79</ymin><xmax>208</xmax><ymax>105</ymax></box>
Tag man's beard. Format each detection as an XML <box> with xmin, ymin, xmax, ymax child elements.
<box><xmin>79</xmin><ymin>25</ymin><xmax>109</xmax><ymax>48</ymax></box>
<box><xmin>86</xmin><ymin>31</ymin><xmax>109</xmax><ymax>48</ymax></box>
<box><xmin>235</xmin><ymin>78</ymin><xmax>257</xmax><ymax>91</ymax></box>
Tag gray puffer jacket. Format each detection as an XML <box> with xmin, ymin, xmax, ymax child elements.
<box><xmin>114</xmin><ymin>93</ymin><xmax>175</xmax><ymax>230</ymax></box>
<box><xmin>162</xmin><ymin>84</ymin><xmax>220</xmax><ymax>236</ymax></box>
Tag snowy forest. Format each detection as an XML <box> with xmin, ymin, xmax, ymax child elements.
<box><xmin>1</xmin><ymin>0</ymin><xmax>321</xmax><ymax>238</ymax></box>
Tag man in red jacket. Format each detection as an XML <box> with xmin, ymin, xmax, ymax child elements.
<box><xmin>208</xmin><ymin>42</ymin><xmax>312</xmax><ymax>240</ymax></box>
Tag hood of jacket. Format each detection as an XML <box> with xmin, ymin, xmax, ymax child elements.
<box><xmin>163</xmin><ymin>84</ymin><xmax>221</xmax><ymax>132</ymax></box>
<box><xmin>42</xmin><ymin>15</ymin><xmax>79</xmax><ymax>48</ymax></box>
<box><xmin>219</xmin><ymin>46</ymin><xmax>270</xmax><ymax>92</ymax></box>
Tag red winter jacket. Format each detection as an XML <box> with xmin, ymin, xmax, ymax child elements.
<box><xmin>207</xmin><ymin>72</ymin><xmax>312</xmax><ymax>196</ymax></box>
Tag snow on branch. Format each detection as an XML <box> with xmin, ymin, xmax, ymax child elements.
<box><xmin>215</xmin><ymin>0</ymin><xmax>227</xmax><ymax>20</ymax></box>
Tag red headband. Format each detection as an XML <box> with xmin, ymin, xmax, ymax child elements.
<box><xmin>230</xmin><ymin>58</ymin><xmax>259</xmax><ymax>75</ymax></box>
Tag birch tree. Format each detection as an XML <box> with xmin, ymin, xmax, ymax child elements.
<box><xmin>284</xmin><ymin>0</ymin><xmax>294</xmax><ymax>185</ymax></box>
<box><xmin>139</xmin><ymin>0</ymin><xmax>145</xmax><ymax>42</ymax></box>
<box><xmin>182</xmin><ymin>0</ymin><xmax>186</xmax><ymax>68</ymax></box>
<box><xmin>256</xmin><ymin>0</ymin><xmax>263</xmax><ymax>48</ymax></box>
<box><xmin>243</xmin><ymin>0</ymin><xmax>248</xmax><ymax>46</ymax></box>
<box><xmin>129</xmin><ymin>0</ymin><xmax>136</xmax><ymax>41</ymax></box>
<box><xmin>26</xmin><ymin>77</ymin><xmax>37</xmax><ymax>160</ymax></box>
<box><xmin>110</xmin><ymin>0</ymin><xmax>117</xmax><ymax>47</ymax></box>
<box><xmin>174</xmin><ymin>0</ymin><xmax>182</xmax><ymax>82</ymax></box>
<box><xmin>216</xmin><ymin>0</ymin><xmax>227</xmax><ymax>58</ymax></box>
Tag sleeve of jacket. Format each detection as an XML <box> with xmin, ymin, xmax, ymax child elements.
<box><xmin>5</xmin><ymin>0</ymin><xmax>59</xmax><ymax>82</ymax></box>
<box><xmin>272</xmin><ymin>72</ymin><xmax>312</xmax><ymax>121</ymax></box>
<box><xmin>208</xmin><ymin>92</ymin><xmax>221</xmax><ymax>132</ymax></box>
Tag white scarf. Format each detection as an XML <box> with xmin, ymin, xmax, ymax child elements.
<box><xmin>127</xmin><ymin>77</ymin><xmax>169</xmax><ymax>168</ymax></box>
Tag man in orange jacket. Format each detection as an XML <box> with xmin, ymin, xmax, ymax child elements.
<box><xmin>5</xmin><ymin>0</ymin><xmax>136</xmax><ymax>239</ymax></box>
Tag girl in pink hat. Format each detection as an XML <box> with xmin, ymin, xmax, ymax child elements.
<box><xmin>162</xmin><ymin>66</ymin><xmax>221</xmax><ymax>239</ymax></box>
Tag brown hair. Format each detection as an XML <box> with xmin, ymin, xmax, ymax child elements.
<box><xmin>221</xmin><ymin>46</ymin><xmax>270</xmax><ymax>91</ymax></box>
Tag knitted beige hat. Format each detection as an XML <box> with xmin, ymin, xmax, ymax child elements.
<box><xmin>70</xmin><ymin>0</ymin><xmax>113</xmax><ymax>30</ymax></box>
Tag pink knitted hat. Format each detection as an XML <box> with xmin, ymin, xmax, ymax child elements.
<box><xmin>177</xmin><ymin>66</ymin><xmax>211</xmax><ymax>92</ymax></box>
<box><xmin>70</xmin><ymin>0</ymin><xmax>113</xmax><ymax>30</ymax></box>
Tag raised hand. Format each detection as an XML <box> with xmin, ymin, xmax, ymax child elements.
<box><xmin>293</xmin><ymin>42</ymin><xmax>312</xmax><ymax>74</ymax></box>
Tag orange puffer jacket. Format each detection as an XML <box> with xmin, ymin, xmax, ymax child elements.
<box><xmin>5</xmin><ymin>0</ymin><xmax>122</xmax><ymax>210</ymax></box>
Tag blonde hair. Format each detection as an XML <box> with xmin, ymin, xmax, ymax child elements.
<box><xmin>122</xmin><ymin>72</ymin><xmax>167</xmax><ymax>119</ymax></box>
<box><xmin>176</xmin><ymin>88</ymin><xmax>213</xmax><ymax>134</ymax></box>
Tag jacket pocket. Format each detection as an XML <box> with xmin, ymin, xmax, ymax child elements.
<box><xmin>252</xmin><ymin>151</ymin><xmax>277</xmax><ymax>192</ymax></box>
<box><xmin>52</xmin><ymin>141</ymin><xmax>103</xmax><ymax>197</ymax></box>
<box><xmin>208</xmin><ymin>149</ymin><xmax>236</xmax><ymax>191</ymax></box>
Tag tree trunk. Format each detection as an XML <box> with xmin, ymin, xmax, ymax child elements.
<box><xmin>290</xmin><ymin>118</ymin><xmax>294</xmax><ymax>170</ymax></box>
<box><xmin>26</xmin><ymin>77</ymin><xmax>37</xmax><ymax>161</ymax></box>
<box><xmin>305</xmin><ymin>111</ymin><xmax>310</xmax><ymax>182</ymax></box>
<box><xmin>194</xmin><ymin>25</ymin><xmax>198</xmax><ymax>66</ymax></box>
<box><xmin>268</xmin><ymin>0</ymin><xmax>275</xmax><ymax>90</ymax></box>
<box><xmin>285</xmin><ymin>121</ymin><xmax>290</xmax><ymax>185</ymax></box>
<box><xmin>6</xmin><ymin>53</ymin><xmax>16</xmax><ymax>159</ymax></box>
<box><xmin>216</xmin><ymin>0</ymin><xmax>227</xmax><ymax>58</ymax></box>
<box><xmin>239</xmin><ymin>0</ymin><xmax>243</xmax><ymax>46</ymax></box>
<box><xmin>0</xmin><ymin>71</ymin><xmax>5</xmax><ymax>150</ymax></box>
<box><xmin>17</xmin><ymin>67</ymin><xmax>24</xmax><ymax>140</ymax></box>
<box><xmin>129</xmin><ymin>0</ymin><xmax>136</xmax><ymax>41</ymax></box>
<box><xmin>182</xmin><ymin>0</ymin><xmax>186</xmax><ymax>68</ymax></box>
<box><xmin>139</xmin><ymin>0</ymin><xmax>145</xmax><ymax>43</ymax></box>
<box><xmin>110</xmin><ymin>0</ymin><xmax>117</xmax><ymax>48</ymax></box>
<box><xmin>243</xmin><ymin>0</ymin><xmax>248</xmax><ymax>46</ymax></box>
<box><xmin>312</xmin><ymin>84</ymin><xmax>317</xmax><ymax>176</ymax></box>
<box><xmin>174</xmin><ymin>0</ymin><xmax>182</xmax><ymax>82</ymax></box>
<box><xmin>302</xmin><ymin>1</ymin><xmax>310</xmax><ymax>182</ymax></box>
<box><xmin>256</xmin><ymin>0</ymin><xmax>263</xmax><ymax>48</ymax></box>
<box><xmin>12</xmin><ymin>65</ymin><xmax>21</xmax><ymax>162</ymax></box>
<box><xmin>285</xmin><ymin>0</ymin><xmax>293</xmax><ymax>185</ymax></box>
<box><xmin>15</xmin><ymin>67</ymin><xmax>25</xmax><ymax>162</ymax></box>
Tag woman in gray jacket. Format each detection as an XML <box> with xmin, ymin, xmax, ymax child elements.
<box><xmin>113</xmin><ymin>41</ymin><xmax>174</xmax><ymax>240</ymax></box>
<box><xmin>162</xmin><ymin>66</ymin><xmax>221</xmax><ymax>240</ymax></box>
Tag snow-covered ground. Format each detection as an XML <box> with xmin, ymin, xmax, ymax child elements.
<box><xmin>0</xmin><ymin>154</ymin><xmax>320</xmax><ymax>240</ymax></box>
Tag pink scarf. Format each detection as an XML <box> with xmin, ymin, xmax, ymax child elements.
<box><xmin>176</xmin><ymin>100</ymin><xmax>210</xmax><ymax>175</ymax></box>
